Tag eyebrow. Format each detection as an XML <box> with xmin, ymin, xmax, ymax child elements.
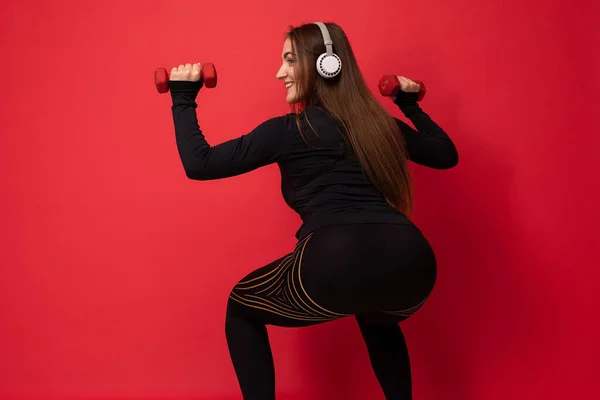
<box><xmin>282</xmin><ymin>51</ymin><xmax>296</xmax><ymax>59</ymax></box>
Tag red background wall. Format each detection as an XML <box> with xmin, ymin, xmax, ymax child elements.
<box><xmin>1</xmin><ymin>0</ymin><xmax>599</xmax><ymax>399</ymax></box>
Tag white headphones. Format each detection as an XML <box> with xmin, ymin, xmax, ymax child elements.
<box><xmin>313</xmin><ymin>22</ymin><xmax>342</xmax><ymax>78</ymax></box>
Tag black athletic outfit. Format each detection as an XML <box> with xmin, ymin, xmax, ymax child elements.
<box><xmin>169</xmin><ymin>80</ymin><xmax>458</xmax><ymax>399</ymax></box>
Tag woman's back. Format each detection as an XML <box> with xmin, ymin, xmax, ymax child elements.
<box><xmin>277</xmin><ymin>105</ymin><xmax>415</xmax><ymax>240</ymax></box>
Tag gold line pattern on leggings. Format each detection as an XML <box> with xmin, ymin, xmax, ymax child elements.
<box><xmin>383</xmin><ymin>291</ymin><xmax>433</xmax><ymax>317</ymax></box>
<box><xmin>229</xmin><ymin>233</ymin><xmax>350</xmax><ymax>322</ymax></box>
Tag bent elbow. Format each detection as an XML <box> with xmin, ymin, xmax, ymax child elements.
<box><xmin>183</xmin><ymin>167</ymin><xmax>208</xmax><ymax>181</ymax></box>
<box><xmin>435</xmin><ymin>147</ymin><xmax>459</xmax><ymax>169</ymax></box>
<box><xmin>183</xmin><ymin>164</ymin><xmax>223</xmax><ymax>181</ymax></box>
<box><xmin>180</xmin><ymin>155</ymin><xmax>212</xmax><ymax>180</ymax></box>
<box><xmin>445</xmin><ymin>148</ymin><xmax>459</xmax><ymax>169</ymax></box>
<box><xmin>185</xmin><ymin>169</ymin><xmax>198</xmax><ymax>180</ymax></box>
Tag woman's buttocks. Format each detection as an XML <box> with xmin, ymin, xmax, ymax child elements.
<box><xmin>296</xmin><ymin>223</ymin><xmax>437</xmax><ymax>314</ymax></box>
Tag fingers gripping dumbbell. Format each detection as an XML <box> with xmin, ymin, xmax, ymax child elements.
<box><xmin>154</xmin><ymin>63</ymin><xmax>218</xmax><ymax>93</ymax></box>
<box><xmin>378</xmin><ymin>75</ymin><xmax>426</xmax><ymax>101</ymax></box>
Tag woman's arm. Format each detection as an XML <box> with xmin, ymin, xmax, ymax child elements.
<box><xmin>170</xmin><ymin>80</ymin><xmax>292</xmax><ymax>180</ymax></box>
<box><xmin>393</xmin><ymin>90</ymin><xmax>459</xmax><ymax>169</ymax></box>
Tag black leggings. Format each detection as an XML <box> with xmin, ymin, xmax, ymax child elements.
<box><xmin>225</xmin><ymin>223</ymin><xmax>437</xmax><ymax>399</ymax></box>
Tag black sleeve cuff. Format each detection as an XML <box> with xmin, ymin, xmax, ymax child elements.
<box><xmin>169</xmin><ymin>80</ymin><xmax>203</xmax><ymax>93</ymax></box>
<box><xmin>393</xmin><ymin>90</ymin><xmax>420</xmax><ymax>107</ymax></box>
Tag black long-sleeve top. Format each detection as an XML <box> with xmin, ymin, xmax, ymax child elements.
<box><xmin>170</xmin><ymin>80</ymin><xmax>458</xmax><ymax>240</ymax></box>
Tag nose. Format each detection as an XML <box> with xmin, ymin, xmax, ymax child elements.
<box><xmin>276</xmin><ymin>63</ymin><xmax>286</xmax><ymax>80</ymax></box>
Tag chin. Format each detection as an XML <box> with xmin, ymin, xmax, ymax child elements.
<box><xmin>287</xmin><ymin>94</ymin><xmax>303</xmax><ymax>104</ymax></box>
<box><xmin>286</xmin><ymin>87</ymin><xmax>302</xmax><ymax>104</ymax></box>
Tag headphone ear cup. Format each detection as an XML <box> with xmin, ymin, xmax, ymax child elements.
<box><xmin>316</xmin><ymin>53</ymin><xmax>342</xmax><ymax>78</ymax></box>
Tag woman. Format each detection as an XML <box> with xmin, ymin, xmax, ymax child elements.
<box><xmin>168</xmin><ymin>21</ymin><xmax>458</xmax><ymax>400</ymax></box>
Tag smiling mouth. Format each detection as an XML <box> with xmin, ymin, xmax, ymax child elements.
<box><xmin>285</xmin><ymin>82</ymin><xmax>294</xmax><ymax>89</ymax></box>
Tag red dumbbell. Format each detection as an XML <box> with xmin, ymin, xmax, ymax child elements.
<box><xmin>378</xmin><ymin>75</ymin><xmax>426</xmax><ymax>102</ymax></box>
<box><xmin>154</xmin><ymin>62</ymin><xmax>218</xmax><ymax>93</ymax></box>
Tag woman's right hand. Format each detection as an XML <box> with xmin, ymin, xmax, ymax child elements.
<box><xmin>397</xmin><ymin>76</ymin><xmax>421</xmax><ymax>93</ymax></box>
<box><xmin>170</xmin><ymin>63</ymin><xmax>201</xmax><ymax>82</ymax></box>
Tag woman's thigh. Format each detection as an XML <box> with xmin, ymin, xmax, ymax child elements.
<box><xmin>226</xmin><ymin>236</ymin><xmax>349</xmax><ymax>327</ymax></box>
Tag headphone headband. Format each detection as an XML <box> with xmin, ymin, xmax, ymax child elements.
<box><xmin>313</xmin><ymin>22</ymin><xmax>341</xmax><ymax>78</ymax></box>
<box><xmin>313</xmin><ymin>22</ymin><xmax>333</xmax><ymax>56</ymax></box>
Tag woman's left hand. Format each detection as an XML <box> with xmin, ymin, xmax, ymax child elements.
<box><xmin>170</xmin><ymin>63</ymin><xmax>201</xmax><ymax>81</ymax></box>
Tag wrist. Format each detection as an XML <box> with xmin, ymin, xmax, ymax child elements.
<box><xmin>393</xmin><ymin>90</ymin><xmax>419</xmax><ymax>106</ymax></box>
<box><xmin>169</xmin><ymin>80</ymin><xmax>202</xmax><ymax>93</ymax></box>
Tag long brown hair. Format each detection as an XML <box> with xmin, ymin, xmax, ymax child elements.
<box><xmin>285</xmin><ymin>22</ymin><xmax>413</xmax><ymax>216</ymax></box>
